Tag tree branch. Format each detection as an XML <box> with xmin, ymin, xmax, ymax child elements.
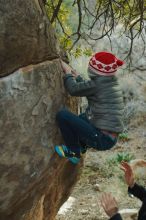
<box><xmin>50</xmin><ymin>0</ymin><xmax>63</xmax><ymax>23</ymax></box>
<box><xmin>45</xmin><ymin>0</ymin><xmax>146</xmax><ymax>55</ymax></box>
<box><xmin>69</xmin><ymin>0</ymin><xmax>82</xmax><ymax>51</ymax></box>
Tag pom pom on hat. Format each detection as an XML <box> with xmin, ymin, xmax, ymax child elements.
<box><xmin>88</xmin><ymin>51</ymin><xmax>124</xmax><ymax>76</ymax></box>
<box><xmin>116</xmin><ymin>59</ymin><xmax>124</xmax><ymax>66</ymax></box>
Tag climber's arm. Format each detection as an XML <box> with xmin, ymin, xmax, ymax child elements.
<box><xmin>63</xmin><ymin>74</ymin><xmax>97</xmax><ymax>97</ymax></box>
<box><xmin>61</xmin><ymin>60</ymin><xmax>97</xmax><ymax>97</ymax></box>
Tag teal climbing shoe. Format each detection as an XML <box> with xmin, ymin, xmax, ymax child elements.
<box><xmin>55</xmin><ymin>145</ymin><xmax>80</xmax><ymax>164</ymax></box>
<box><xmin>68</xmin><ymin>157</ymin><xmax>80</xmax><ymax>164</ymax></box>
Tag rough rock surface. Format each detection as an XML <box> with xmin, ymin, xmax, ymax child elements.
<box><xmin>0</xmin><ymin>59</ymin><xmax>82</xmax><ymax>220</ymax></box>
<box><xmin>0</xmin><ymin>1</ymin><xmax>82</xmax><ymax>220</ymax></box>
<box><xmin>0</xmin><ymin>0</ymin><xmax>59</xmax><ymax>77</ymax></box>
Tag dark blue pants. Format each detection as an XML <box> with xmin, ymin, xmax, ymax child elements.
<box><xmin>56</xmin><ymin>109</ymin><xmax>117</xmax><ymax>155</ymax></box>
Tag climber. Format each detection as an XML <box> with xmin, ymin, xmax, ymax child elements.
<box><xmin>100</xmin><ymin>161</ymin><xmax>146</xmax><ymax>220</ymax></box>
<box><xmin>55</xmin><ymin>51</ymin><xmax>124</xmax><ymax>164</ymax></box>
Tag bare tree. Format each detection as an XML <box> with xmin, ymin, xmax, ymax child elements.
<box><xmin>46</xmin><ymin>0</ymin><xmax>146</xmax><ymax>54</ymax></box>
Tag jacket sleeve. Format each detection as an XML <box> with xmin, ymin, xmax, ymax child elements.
<box><xmin>128</xmin><ymin>183</ymin><xmax>146</xmax><ymax>202</ymax></box>
<box><xmin>76</xmin><ymin>75</ymin><xmax>84</xmax><ymax>82</ymax></box>
<box><xmin>109</xmin><ymin>213</ymin><xmax>123</xmax><ymax>220</ymax></box>
<box><xmin>63</xmin><ymin>74</ymin><xmax>97</xmax><ymax>97</ymax></box>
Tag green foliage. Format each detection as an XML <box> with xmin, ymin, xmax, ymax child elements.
<box><xmin>107</xmin><ymin>152</ymin><xmax>135</xmax><ymax>165</ymax></box>
<box><xmin>71</xmin><ymin>47</ymin><xmax>93</xmax><ymax>58</ymax></box>
<box><xmin>72</xmin><ymin>47</ymin><xmax>83</xmax><ymax>58</ymax></box>
<box><xmin>45</xmin><ymin>1</ymin><xmax>69</xmax><ymax>48</ymax></box>
<box><xmin>119</xmin><ymin>132</ymin><xmax>130</xmax><ymax>141</ymax></box>
<box><xmin>59</xmin><ymin>36</ymin><xmax>73</xmax><ymax>50</ymax></box>
<box><xmin>45</xmin><ymin>0</ymin><xmax>146</xmax><ymax>56</ymax></box>
<box><xmin>83</xmin><ymin>48</ymin><xmax>93</xmax><ymax>57</ymax></box>
<box><xmin>45</xmin><ymin>1</ymin><xmax>93</xmax><ymax>56</ymax></box>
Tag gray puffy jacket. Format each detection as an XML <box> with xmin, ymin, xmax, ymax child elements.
<box><xmin>63</xmin><ymin>73</ymin><xmax>124</xmax><ymax>133</ymax></box>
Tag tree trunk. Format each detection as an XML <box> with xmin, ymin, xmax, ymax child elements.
<box><xmin>0</xmin><ymin>1</ymin><xmax>82</xmax><ymax>220</ymax></box>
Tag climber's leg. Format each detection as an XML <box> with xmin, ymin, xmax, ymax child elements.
<box><xmin>56</xmin><ymin>109</ymin><xmax>118</xmax><ymax>152</ymax></box>
<box><xmin>55</xmin><ymin>109</ymin><xmax>97</xmax><ymax>155</ymax></box>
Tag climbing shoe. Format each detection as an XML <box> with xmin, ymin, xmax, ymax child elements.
<box><xmin>55</xmin><ymin>145</ymin><xmax>80</xmax><ymax>164</ymax></box>
<box><xmin>68</xmin><ymin>156</ymin><xmax>80</xmax><ymax>164</ymax></box>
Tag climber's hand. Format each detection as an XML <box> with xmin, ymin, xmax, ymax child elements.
<box><xmin>71</xmin><ymin>69</ymin><xmax>79</xmax><ymax>78</ymax></box>
<box><xmin>61</xmin><ymin>60</ymin><xmax>72</xmax><ymax>74</ymax></box>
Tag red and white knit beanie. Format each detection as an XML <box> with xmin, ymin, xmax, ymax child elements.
<box><xmin>88</xmin><ymin>51</ymin><xmax>124</xmax><ymax>76</ymax></box>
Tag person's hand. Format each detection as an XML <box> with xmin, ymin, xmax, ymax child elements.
<box><xmin>61</xmin><ymin>60</ymin><xmax>72</xmax><ymax>74</ymax></box>
<box><xmin>71</xmin><ymin>69</ymin><xmax>79</xmax><ymax>78</ymax></box>
<box><xmin>120</xmin><ymin>161</ymin><xmax>135</xmax><ymax>188</ymax></box>
<box><xmin>100</xmin><ymin>193</ymin><xmax>119</xmax><ymax>218</ymax></box>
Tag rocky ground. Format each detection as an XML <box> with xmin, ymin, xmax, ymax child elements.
<box><xmin>56</xmin><ymin>118</ymin><xmax>146</xmax><ymax>220</ymax></box>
